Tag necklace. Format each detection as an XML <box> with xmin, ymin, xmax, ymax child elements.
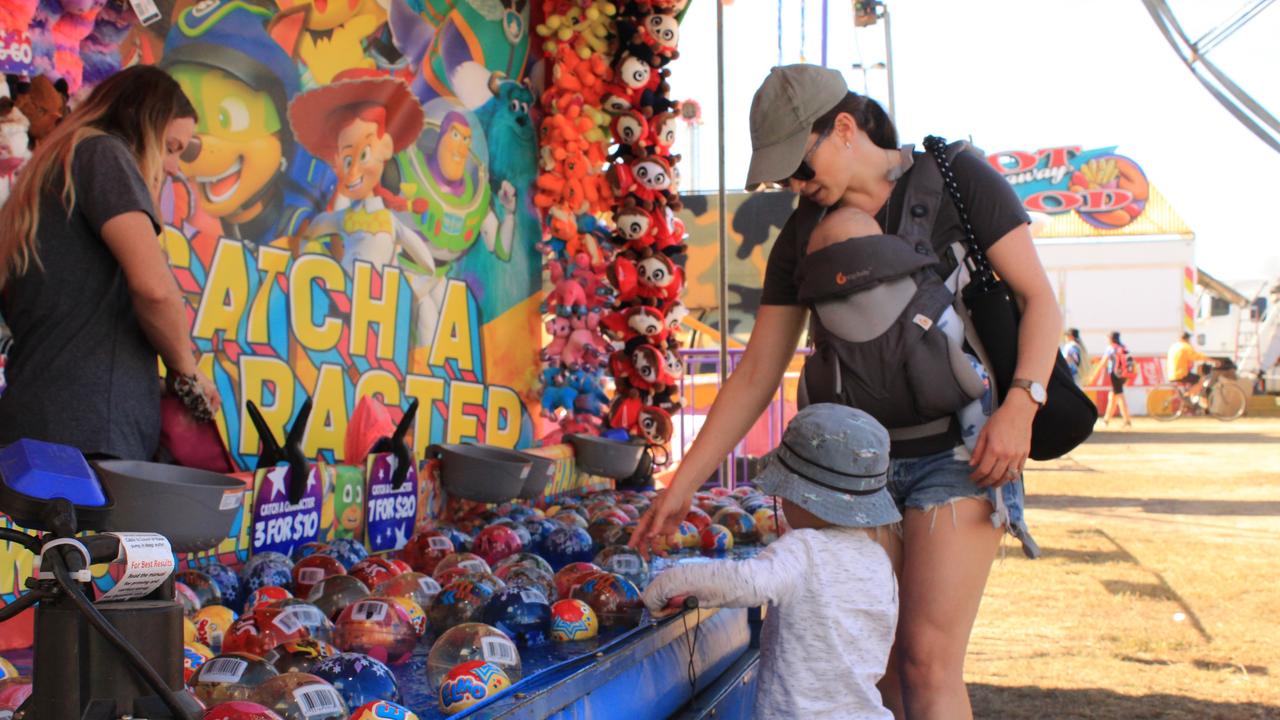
<box><xmin>877</xmin><ymin>145</ymin><xmax>915</xmax><ymax>230</ymax></box>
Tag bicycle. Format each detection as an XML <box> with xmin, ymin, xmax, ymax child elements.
<box><xmin>1147</xmin><ymin>370</ymin><xmax>1247</xmax><ymax>422</ymax></box>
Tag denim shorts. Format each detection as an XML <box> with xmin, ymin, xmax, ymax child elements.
<box><xmin>886</xmin><ymin>445</ymin><xmax>1040</xmax><ymax>558</ymax></box>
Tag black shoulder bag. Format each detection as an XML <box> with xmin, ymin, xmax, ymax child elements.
<box><xmin>923</xmin><ymin>135</ymin><xmax>1096</xmax><ymax>460</ymax></box>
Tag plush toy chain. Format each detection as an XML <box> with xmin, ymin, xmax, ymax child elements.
<box><xmin>534</xmin><ymin>0</ymin><xmax>691</xmax><ymax>469</ymax></box>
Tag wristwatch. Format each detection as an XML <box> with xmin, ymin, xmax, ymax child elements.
<box><xmin>1011</xmin><ymin>378</ymin><xmax>1047</xmax><ymax>407</ymax></box>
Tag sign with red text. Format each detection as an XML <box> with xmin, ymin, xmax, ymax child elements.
<box><xmin>987</xmin><ymin>146</ymin><xmax>1150</xmax><ymax>230</ymax></box>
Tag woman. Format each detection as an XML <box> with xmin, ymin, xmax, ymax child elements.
<box><xmin>0</xmin><ymin>66</ymin><xmax>218</xmax><ymax>460</ymax></box>
<box><xmin>1102</xmin><ymin>331</ymin><xmax>1134</xmax><ymax>427</ymax></box>
<box><xmin>631</xmin><ymin>65</ymin><xmax>1061</xmax><ymax>719</ymax></box>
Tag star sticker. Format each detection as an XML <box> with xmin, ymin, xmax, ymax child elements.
<box><xmin>392</xmin><ymin>525</ymin><xmax>409</xmax><ymax>548</ymax></box>
<box><xmin>305</xmin><ymin>469</ymin><xmax>318</xmax><ymax>495</ymax></box>
<box><xmin>266</xmin><ymin>467</ymin><xmax>287</xmax><ymax>499</ymax></box>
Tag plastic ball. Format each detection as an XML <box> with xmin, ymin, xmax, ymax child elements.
<box><xmin>553</xmin><ymin>510</ymin><xmax>588</xmax><ymax>529</ymax></box>
<box><xmin>243</xmin><ymin>558</ymin><xmax>294</xmax><ymax>596</ymax></box>
<box><xmin>184</xmin><ymin>642</ymin><xmax>214</xmax><ymax>683</ymax></box>
<box><xmin>0</xmin><ymin>676</ymin><xmax>33</xmax><ymax>713</ymax></box>
<box><xmin>348</xmin><ymin>559</ymin><xmax>396</xmax><ymax>590</ymax></box>
<box><xmin>438</xmin><ymin>660</ymin><xmax>510</xmax><ymax>714</ymax></box>
<box><xmin>712</xmin><ymin>507</ymin><xmax>760</xmax><ymax>544</ymax></box>
<box><xmin>433</xmin><ymin>525</ymin><xmax>472</xmax><ymax>553</ymax></box>
<box><xmin>306</xmin><ymin>575</ymin><xmax>370</xmax><ymax>621</ymax></box>
<box><xmin>221</xmin><ymin>611</ymin><xmax>308</xmax><ymax>657</ymax></box>
<box><xmin>540</xmin><ymin>526</ymin><xmax>595</xmax><ymax>570</ymax></box>
<box><xmin>0</xmin><ymin>658</ymin><xmax>16</xmax><ymax>680</ymax></box>
<box><xmin>256</xmin><ymin>599</ymin><xmax>335</xmax><ymax>644</ymax></box>
<box><xmin>427</xmin><ymin>578</ymin><xmax>495</xmax><ymax>634</ymax></box>
<box><xmin>387</xmin><ymin>559</ymin><xmax>413</xmax><ymax>575</ymax></box>
<box><xmin>587</xmin><ymin>517</ymin><xmax>625</xmax><ymax>548</ymax></box>
<box><xmin>677</xmin><ymin>521</ymin><xmax>702</xmax><ymax>549</ymax></box>
<box><xmin>184</xmin><ymin>617</ymin><xmax>199</xmax><ymax>644</ymax></box>
<box><xmin>616</xmin><ymin>503</ymin><xmax>641</xmax><ymax>520</ymax></box>
<box><xmin>426</xmin><ymin>623</ymin><xmax>522</xmax><ymax>691</ymax></box>
<box><xmin>374</xmin><ymin>571</ymin><xmax>442</xmax><ymax>610</ymax></box>
<box><xmin>549</xmin><ymin>598</ymin><xmax>599</xmax><ymax>642</ymax></box>
<box><xmin>190</xmin><ymin>652</ymin><xmax>280</xmax><ymax>706</ymax></box>
<box><xmin>194</xmin><ymin>605</ymin><xmax>239</xmax><ymax>653</ymax></box>
<box><xmin>311</xmin><ymin>653</ymin><xmax>400</xmax><ymax>710</ymax></box>
<box><xmin>201</xmin><ymin>563</ymin><xmax>245</xmax><ymax>613</ymax></box>
<box><xmin>463</xmin><ymin>572</ymin><xmax>507</xmax><ymax>596</ymax></box>
<box><xmin>431</xmin><ymin>552</ymin><xmax>491</xmax><ymax>581</ymax></box>
<box><xmin>333</xmin><ymin>597</ymin><xmax>418</xmax><ymax>665</ymax></box>
<box><xmin>740</xmin><ymin>494</ymin><xmax>769</xmax><ymax>515</ymax></box>
<box><xmin>318</xmin><ymin>539</ymin><xmax>368</xmax><ymax>570</ymax></box>
<box><xmin>176</xmin><ymin>582</ymin><xmax>203</xmax><ymax>615</ymax></box>
<box><xmin>202</xmin><ymin>701</ymin><xmax>284</xmax><ymax>720</ymax></box>
<box><xmin>291</xmin><ymin>555</ymin><xmax>346</xmax><ymax>599</ymax></box>
<box><xmin>472</xmin><ymin>524</ymin><xmax>524</xmax><ymax>566</ymax></box>
<box><xmin>482</xmin><ymin>586</ymin><xmax>552</xmax><ymax>647</ymax></box>
<box><xmin>175</xmin><ymin>570</ymin><xmax>223</xmax><ymax>608</ymax></box>
<box><xmin>752</xmin><ymin>508</ymin><xmax>779</xmax><ymax>544</ymax></box>
<box><xmin>684</xmin><ymin>507</ymin><xmax>712</xmax><ymax>531</ymax></box>
<box><xmin>350</xmin><ymin>699</ymin><xmax>420</xmax><ymax>720</ymax></box>
<box><xmin>489</xmin><ymin>518</ymin><xmax>533</xmax><ymax>547</ymax></box>
<box><xmin>388</xmin><ymin>596</ymin><xmax>428</xmax><ymax>637</ymax></box>
<box><xmin>291</xmin><ymin>542</ymin><xmax>328</xmax><ymax>562</ymax></box>
<box><xmin>250</xmin><ymin>671</ymin><xmax>348</xmax><ymax>720</ymax></box>
<box><xmin>493</xmin><ymin>551</ymin><xmax>553</xmax><ymax>577</ymax></box>
<box><xmin>242</xmin><ymin>552</ymin><xmax>294</xmax><ymax>578</ymax></box>
<box><xmin>245</xmin><ymin>586</ymin><xmax>293</xmax><ymax>615</ymax></box>
<box><xmin>398</xmin><ymin>531</ymin><xmax>455</xmax><ymax>575</ymax></box>
<box><xmin>522</xmin><ymin>519</ymin><xmax>560</xmax><ymax>549</ymax></box>
<box><xmin>263</xmin><ymin>638</ymin><xmax>340</xmax><ymax>675</ymax></box>
<box><xmin>494</xmin><ymin>565</ymin><xmax>556</xmax><ymax>602</ymax></box>
<box><xmin>552</xmin><ymin>562</ymin><xmax>603</xmax><ymax>600</ymax></box>
<box><xmin>700</xmin><ymin>524</ymin><xmax>735</xmax><ymax>554</ymax></box>
<box><xmin>570</xmin><ymin>572</ymin><xmax>643</xmax><ymax>628</ymax></box>
<box><xmin>593</xmin><ymin>546</ymin><xmax>650</xmax><ymax>589</ymax></box>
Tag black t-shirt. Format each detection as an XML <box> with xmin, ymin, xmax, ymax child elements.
<box><xmin>0</xmin><ymin>134</ymin><xmax>165</xmax><ymax>460</ymax></box>
<box><xmin>760</xmin><ymin>146</ymin><xmax>1030</xmax><ymax>457</ymax></box>
<box><xmin>761</xmin><ymin>147</ymin><xmax>1029</xmax><ymax>306</ymax></box>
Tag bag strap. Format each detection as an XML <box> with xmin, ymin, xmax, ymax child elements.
<box><xmin>922</xmin><ymin>136</ymin><xmax>1000</xmax><ymax>293</ymax></box>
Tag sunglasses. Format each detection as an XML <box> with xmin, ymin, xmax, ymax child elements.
<box><xmin>179</xmin><ymin>136</ymin><xmax>202</xmax><ymax>163</ymax></box>
<box><xmin>780</xmin><ymin>129</ymin><xmax>831</xmax><ymax>185</ymax></box>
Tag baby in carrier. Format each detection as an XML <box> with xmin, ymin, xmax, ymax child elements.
<box><xmin>801</xmin><ymin>206</ymin><xmax>992</xmax><ymax>451</ymax></box>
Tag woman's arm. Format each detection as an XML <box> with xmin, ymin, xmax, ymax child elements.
<box><xmin>101</xmin><ymin>212</ymin><xmax>219</xmax><ymax>405</ymax></box>
<box><xmin>630</xmin><ymin>303</ymin><xmax>808</xmax><ymax>551</ymax></box>
<box><xmin>967</xmin><ymin>223</ymin><xmax>1061</xmax><ymax>485</ymax></box>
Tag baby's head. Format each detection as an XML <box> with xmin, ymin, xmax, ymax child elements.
<box><xmin>809</xmin><ymin>205</ymin><xmax>883</xmax><ymax>255</ymax></box>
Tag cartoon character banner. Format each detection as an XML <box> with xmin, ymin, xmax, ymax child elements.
<box><xmin>147</xmin><ymin>0</ymin><xmax>544</xmax><ymax>468</ymax></box>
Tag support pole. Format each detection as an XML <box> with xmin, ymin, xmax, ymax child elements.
<box><xmin>716</xmin><ymin>0</ymin><xmax>731</xmax><ymax>488</ymax></box>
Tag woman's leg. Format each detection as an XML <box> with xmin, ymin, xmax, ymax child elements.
<box><xmin>1118</xmin><ymin>391</ymin><xmax>1133</xmax><ymax>426</ymax></box>
<box><xmin>877</xmin><ymin>527</ymin><xmax>906</xmax><ymax>719</ymax></box>
<box><xmin>1102</xmin><ymin>392</ymin><xmax>1117</xmax><ymax>425</ymax></box>
<box><xmin>897</xmin><ymin>498</ymin><xmax>1003</xmax><ymax>720</ymax></box>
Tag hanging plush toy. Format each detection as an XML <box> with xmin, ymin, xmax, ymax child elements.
<box><xmin>80</xmin><ymin>0</ymin><xmax>136</xmax><ymax>89</ymax></box>
<box><xmin>0</xmin><ymin>96</ymin><xmax>31</xmax><ymax>206</ymax></box>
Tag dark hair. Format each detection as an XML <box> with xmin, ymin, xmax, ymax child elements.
<box><xmin>811</xmin><ymin>91</ymin><xmax>897</xmax><ymax>149</ymax></box>
<box><xmin>1181</xmin><ymin>332</ymin><xmax>1192</xmax><ymax>341</ymax></box>
<box><xmin>1068</xmin><ymin>328</ymin><xmax>1081</xmax><ymax>341</ymax></box>
<box><xmin>1109</xmin><ymin>331</ymin><xmax>1122</xmax><ymax>344</ymax></box>
<box><xmin>88</xmin><ymin>65</ymin><xmax>197</xmax><ymax>162</ymax></box>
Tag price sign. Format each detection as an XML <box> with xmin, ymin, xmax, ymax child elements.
<box><xmin>364</xmin><ymin>453</ymin><xmax>417</xmax><ymax>553</ymax></box>
<box><xmin>0</xmin><ymin>31</ymin><xmax>34</xmax><ymax>74</ymax></box>
<box><xmin>251</xmin><ymin>465</ymin><xmax>323</xmax><ymax>557</ymax></box>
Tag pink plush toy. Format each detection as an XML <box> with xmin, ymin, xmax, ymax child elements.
<box><xmin>0</xmin><ymin>0</ymin><xmax>40</xmax><ymax>34</ymax></box>
<box><xmin>28</xmin><ymin>0</ymin><xmax>108</xmax><ymax>93</ymax></box>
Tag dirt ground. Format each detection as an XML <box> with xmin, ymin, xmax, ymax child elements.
<box><xmin>967</xmin><ymin>417</ymin><xmax>1280</xmax><ymax>719</ymax></box>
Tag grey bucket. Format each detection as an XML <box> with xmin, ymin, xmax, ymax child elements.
<box><xmin>567</xmin><ymin>434</ymin><xmax>646</xmax><ymax>479</ymax></box>
<box><xmin>92</xmin><ymin>460</ymin><xmax>246</xmax><ymax>553</ymax></box>
<box><xmin>427</xmin><ymin>444</ymin><xmax>531</xmax><ymax>503</ymax></box>
<box><xmin>515</xmin><ymin>451</ymin><xmax>556</xmax><ymax>499</ymax></box>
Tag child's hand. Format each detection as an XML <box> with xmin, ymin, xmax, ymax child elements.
<box><xmin>649</xmin><ymin>594</ymin><xmax>693</xmax><ymax>619</ymax></box>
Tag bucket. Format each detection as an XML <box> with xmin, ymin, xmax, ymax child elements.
<box><xmin>92</xmin><ymin>461</ymin><xmax>246</xmax><ymax>553</ymax></box>
<box><xmin>567</xmin><ymin>434</ymin><xmax>646</xmax><ymax>479</ymax></box>
<box><xmin>427</xmin><ymin>444</ymin><xmax>531</xmax><ymax>503</ymax></box>
<box><xmin>515</xmin><ymin>451</ymin><xmax>556</xmax><ymax>499</ymax></box>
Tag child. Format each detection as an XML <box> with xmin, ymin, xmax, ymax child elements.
<box><xmin>642</xmin><ymin>403</ymin><xmax>900</xmax><ymax>720</ymax></box>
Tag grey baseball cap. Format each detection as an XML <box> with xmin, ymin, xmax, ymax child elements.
<box><xmin>745</xmin><ymin>64</ymin><xmax>849</xmax><ymax>191</ymax></box>
<box><xmin>755</xmin><ymin>404</ymin><xmax>901</xmax><ymax>528</ymax></box>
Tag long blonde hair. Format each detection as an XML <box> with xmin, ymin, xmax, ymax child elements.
<box><xmin>0</xmin><ymin>66</ymin><xmax>196</xmax><ymax>287</ymax></box>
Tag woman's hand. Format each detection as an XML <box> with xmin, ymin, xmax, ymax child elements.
<box><xmin>969</xmin><ymin>392</ymin><xmax>1036</xmax><ymax>487</ymax></box>
<box><xmin>629</xmin><ymin>483</ymin><xmax>695</xmax><ymax>558</ymax></box>
<box><xmin>167</xmin><ymin>368</ymin><xmax>221</xmax><ymax>422</ymax></box>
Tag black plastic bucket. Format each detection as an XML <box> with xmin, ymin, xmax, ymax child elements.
<box><xmin>567</xmin><ymin>434</ymin><xmax>647</xmax><ymax>479</ymax></box>
<box><xmin>427</xmin><ymin>444</ymin><xmax>530</xmax><ymax>503</ymax></box>
<box><xmin>92</xmin><ymin>461</ymin><xmax>246</xmax><ymax>553</ymax></box>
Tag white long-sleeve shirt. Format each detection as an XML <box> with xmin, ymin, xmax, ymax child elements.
<box><xmin>643</xmin><ymin>527</ymin><xmax>898</xmax><ymax>720</ymax></box>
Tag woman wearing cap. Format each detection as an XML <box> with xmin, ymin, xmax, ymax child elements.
<box><xmin>0</xmin><ymin>66</ymin><xmax>219</xmax><ymax>460</ymax></box>
<box><xmin>632</xmin><ymin>64</ymin><xmax>1060</xmax><ymax>719</ymax></box>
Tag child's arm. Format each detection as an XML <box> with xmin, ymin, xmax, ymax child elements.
<box><xmin>642</xmin><ymin>533</ymin><xmax>807</xmax><ymax>613</ymax></box>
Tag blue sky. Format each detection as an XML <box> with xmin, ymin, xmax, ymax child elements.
<box><xmin>667</xmin><ymin>0</ymin><xmax>1280</xmax><ymax>287</ymax></box>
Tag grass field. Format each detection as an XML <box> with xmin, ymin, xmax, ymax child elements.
<box><xmin>967</xmin><ymin>417</ymin><xmax>1280</xmax><ymax>719</ymax></box>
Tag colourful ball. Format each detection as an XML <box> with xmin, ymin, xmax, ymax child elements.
<box><xmin>306</xmin><ymin>575</ymin><xmax>370</xmax><ymax>621</ymax></box>
<box><xmin>243</xmin><ymin>559</ymin><xmax>294</xmax><ymax>596</ymax></box>
<box><xmin>438</xmin><ymin>660</ymin><xmax>510</xmax><ymax>714</ymax></box>
<box><xmin>712</xmin><ymin>507</ymin><xmax>759</xmax><ymax>544</ymax></box>
<box><xmin>494</xmin><ymin>565</ymin><xmax>556</xmax><ymax>603</ymax></box>
<box><xmin>291</xmin><ymin>542</ymin><xmax>328</xmax><ymax>562</ymax></box>
<box><xmin>752</xmin><ymin>508</ymin><xmax>779</xmax><ymax>544</ymax></box>
<box><xmin>388</xmin><ymin>596</ymin><xmax>429</xmax><ymax>638</ymax></box>
<box><xmin>311</xmin><ymin>652</ymin><xmax>400</xmax><ymax>711</ymax></box>
<box><xmin>332</xmin><ymin>597</ymin><xmax>418</xmax><ymax>665</ymax></box>
<box><xmin>472</xmin><ymin>524</ymin><xmax>524</xmax><ymax>566</ymax></box>
<box><xmin>549</xmin><ymin>598</ymin><xmax>599</xmax><ymax>642</ymax></box>
<box><xmin>221</xmin><ymin>611</ymin><xmax>308</xmax><ymax>657</ymax></box>
<box><xmin>539</xmin><ymin>525</ymin><xmax>595</xmax><ymax>570</ymax></box>
<box><xmin>319</xmin><ymin>539</ymin><xmax>369</xmax><ymax>570</ymax></box>
<box><xmin>201</xmin><ymin>563</ymin><xmax>245</xmax><ymax>613</ymax></box>
<box><xmin>183</xmin><ymin>642</ymin><xmax>214</xmax><ymax>683</ymax></box>
<box><xmin>262</xmin><ymin>638</ymin><xmax>340</xmax><ymax>675</ymax></box>
<box><xmin>683</xmin><ymin>507</ymin><xmax>712</xmax><ymax>531</ymax></box>
<box><xmin>482</xmin><ymin>586</ymin><xmax>552</xmax><ymax>647</ymax></box>
<box><xmin>426</xmin><ymin>623</ymin><xmax>522</xmax><ymax>691</ymax></box>
<box><xmin>250</xmin><ymin>671</ymin><xmax>348</xmax><ymax>720</ymax></box>
<box><xmin>256</xmin><ymin>599</ymin><xmax>336</xmax><ymax>644</ymax></box>
<box><xmin>348</xmin><ymin>558</ymin><xmax>396</xmax><ymax>590</ymax></box>
<box><xmin>190</xmin><ymin>652</ymin><xmax>279</xmax><ymax>707</ymax></box>
<box><xmin>677</xmin><ymin>521</ymin><xmax>701</xmax><ymax>549</ymax></box>
<box><xmin>242</xmin><ymin>552</ymin><xmax>294</xmax><ymax>578</ymax></box>
<box><xmin>244</xmin><ymin>586</ymin><xmax>293</xmax><ymax>615</ymax></box>
<box><xmin>175</xmin><ymin>570</ymin><xmax>223</xmax><ymax>609</ymax></box>
<box><xmin>202</xmin><ymin>701</ymin><xmax>284</xmax><ymax>719</ymax></box>
<box><xmin>176</xmin><ymin>582</ymin><xmax>203</xmax><ymax>616</ymax></box>
<box><xmin>350</xmin><ymin>699</ymin><xmax>420</xmax><ymax>720</ymax></box>
<box><xmin>431</xmin><ymin>553</ymin><xmax>491</xmax><ymax>582</ymax></box>
<box><xmin>552</xmin><ymin>562</ymin><xmax>603</xmax><ymax>600</ymax></box>
<box><xmin>492</xmin><ymin>552</ymin><xmax>554</xmax><ymax>579</ymax></box>
<box><xmin>291</xmin><ymin>554</ymin><xmax>347</xmax><ymax>599</ymax></box>
<box><xmin>194</xmin><ymin>605</ymin><xmax>239</xmax><ymax>653</ymax></box>
<box><xmin>427</xmin><ymin>578</ymin><xmax>494</xmax><ymax>634</ymax></box>
<box><xmin>374</xmin><ymin>571</ymin><xmax>442</xmax><ymax>611</ymax></box>
<box><xmin>0</xmin><ymin>657</ymin><xmax>17</xmax><ymax>680</ymax></box>
<box><xmin>699</xmin><ymin>524</ymin><xmax>734</xmax><ymax>554</ymax></box>
<box><xmin>593</xmin><ymin>546</ymin><xmax>649</xmax><ymax>589</ymax></box>
<box><xmin>0</xmin><ymin>676</ymin><xmax>33</xmax><ymax>714</ymax></box>
<box><xmin>184</xmin><ymin>617</ymin><xmax>198</xmax><ymax>644</ymax></box>
<box><xmin>570</xmin><ymin>571</ymin><xmax>644</xmax><ymax>629</ymax></box>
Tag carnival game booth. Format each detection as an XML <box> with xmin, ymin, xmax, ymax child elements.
<box><xmin>0</xmin><ymin>0</ymin><xmax>773</xmax><ymax>716</ymax></box>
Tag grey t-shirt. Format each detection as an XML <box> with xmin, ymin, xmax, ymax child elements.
<box><xmin>0</xmin><ymin>134</ymin><xmax>164</xmax><ymax>459</ymax></box>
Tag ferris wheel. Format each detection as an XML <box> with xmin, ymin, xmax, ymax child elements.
<box><xmin>1143</xmin><ymin>0</ymin><xmax>1280</xmax><ymax>152</ymax></box>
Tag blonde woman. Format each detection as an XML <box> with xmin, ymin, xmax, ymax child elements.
<box><xmin>0</xmin><ymin>66</ymin><xmax>217</xmax><ymax>460</ymax></box>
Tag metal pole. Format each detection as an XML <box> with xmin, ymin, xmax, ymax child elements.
<box><xmin>716</xmin><ymin>0</ymin><xmax>731</xmax><ymax>489</ymax></box>
<box><xmin>883</xmin><ymin>2</ymin><xmax>897</xmax><ymax>127</ymax></box>
<box><xmin>820</xmin><ymin>0</ymin><xmax>829</xmax><ymax>66</ymax></box>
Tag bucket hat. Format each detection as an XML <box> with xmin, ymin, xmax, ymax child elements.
<box><xmin>755</xmin><ymin>403</ymin><xmax>901</xmax><ymax>528</ymax></box>
<box><xmin>745</xmin><ymin>64</ymin><xmax>848</xmax><ymax>190</ymax></box>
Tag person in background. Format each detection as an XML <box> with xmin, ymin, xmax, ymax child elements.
<box><xmin>643</xmin><ymin>404</ymin><xmax>900</xmax><ymax>720</ymax></box>
<box><xmin>1061</xmin><ymin>328</ymin><xmax>1090</xmax><ymax>387</ymax></box>
<box><xmin>1101</xmin><ymin>331</ymin><xmax>1134</xmax><ymax>428</ymax></box>
<box><xmin>0</xmin><ymin>65</ymin><xmax>218</xmax><ymax>460</ymax></box>
<box><xmin>1167</xmin><ymin>332</ymin><xmax>1218</xmax><ymax>407</ymax></box>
